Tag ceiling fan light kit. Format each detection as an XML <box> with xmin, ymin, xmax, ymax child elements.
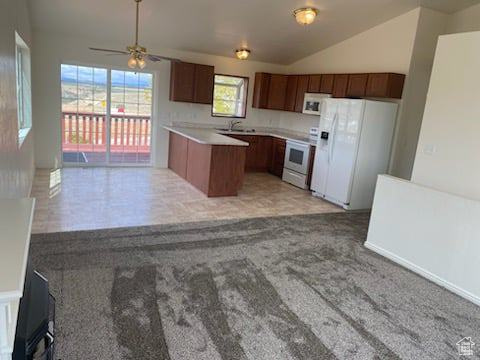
<box><xmin>89</xmin><ymin>0</ymin><xmax>180</xmax><ymax>69</ymax></box>
<box><xmin>293</xmin><ymin>7</ymin><xmax>319</xmax><ymax>25</ymax></box>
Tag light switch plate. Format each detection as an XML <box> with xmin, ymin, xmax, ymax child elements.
<box><xmin>423</xmin><ymin>144</ymin><xmax>436</xmax><ymax>155</ymax></box>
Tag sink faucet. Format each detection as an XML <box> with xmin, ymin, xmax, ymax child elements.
<box><xmin>228</xmin><ymin>119</ymin><xmax>242</xmax><ymax>131</ymax></box>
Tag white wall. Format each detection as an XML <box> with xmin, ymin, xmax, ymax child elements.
<box><xmin>0</xmin><ymin>0</ymin><xmax>35</xmax><ymax>198</ymax></box>
<box><xmin>284</xmin><ymin>9</ymin><xmax>423</xmax><ymax>178</ymax></box>
<box><xmin>411</xmin><ymin>31</ymin><xmax>480</xmax><ymax>200</ymax></box>
<box><xmin>389</xmin><ymin>8</ymin><xmax>447</xmax><ymax>178</ymax></box>
<box><xmin>447</xmin><ymin>3</ymin><xmax>480</xmax><ymax>34</ymax></box>
<box><xmin>288</xmin><ymin>9</ymin><xmax>420</xmax><ymax>75</ymax></box>
<box><xmin>32</xmin><ymin>31</ymin><xmax>289</xmax><ymax>168</ymax></box>
<box><xmin>365</xmin><ymin>175</ymin><xmax>480</xmax><ymax>306</ymax></box>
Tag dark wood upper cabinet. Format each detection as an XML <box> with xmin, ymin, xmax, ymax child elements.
<box><xmin>319</xmin><ymin>74</ymin><xmax>335</xmax><ymax>93</ymax></box>
<box><xmin>284</xmin><ymin>75</ymin><xmax>298</xmax><ymax>112</ymax></box>
<box><xmin>294</xmin><ymin>75</ymin><xmax>310</xmax><ymax>113</ymax></box>
<box><xmin>170</xmin><ymin>62</ymin><xmax>195</xmax><ymax>102</ymax></box>
<box><xmin>308</xmin><ymin>75</ymin><xmax>322</xmax><ymax>93</ymax></box>
<box><xmin>193</xmin><ymin>64</ymin><xmax>214</xmax><ymax>104</ymax></box>
<box><xmin>252</xmin><ymin>72</ymin><xmax>271</xmax><ymax>108</ymax></box>
<box><xmin>170</xmin><ymin>62</ymin><xmax>214</xmax><ymax>104</ymax></box>
<box><xmin>267</xmin><ymin>74</ymin><xmax>289</xmax><ymax>110</ymax></box>
<box><xmin>347</xmin><ymin>74</ymin><xmax>368</xmax><ymax>97</ymax></box>
<box><xmin>251</xmin><ymin>71</ymin><xmax>405</xmax><ymax>113</ymax></box>
<box><xmin>366</xmin><ymin>73</ymin><xmax>405</xmax><ymax>99</ymax></box>
<box><xmin>332</xmin><ymin>74</ymin><xmax>349</xmax><ymax>98</ymax></box>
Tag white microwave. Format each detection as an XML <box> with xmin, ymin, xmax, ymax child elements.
<box><xmin>302</xmin><ymin>93</ymin><xmax>331</xmax><ymax>115</ymax></box>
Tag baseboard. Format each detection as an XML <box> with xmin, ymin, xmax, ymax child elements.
<box><xmin>364</xmin><ymin>241</ymin><xmax>480</xmax><ymax>306</ymax></box>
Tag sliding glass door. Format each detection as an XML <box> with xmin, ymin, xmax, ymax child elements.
<box><xmin>61</xmin><ymin>64</ymin><xmax>153</xmax><ymax>166</ymax></box>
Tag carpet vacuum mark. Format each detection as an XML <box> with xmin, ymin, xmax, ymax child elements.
<box><xmin>30</xmin><ymin>212</ymin><xmax>480</xmax><ymax>359</ymax></box>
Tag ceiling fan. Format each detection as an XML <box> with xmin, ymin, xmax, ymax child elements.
<box><xmin>89</xmin><ymin>0</ymin><xmax>180</xmax><ymax>69</ymax></box>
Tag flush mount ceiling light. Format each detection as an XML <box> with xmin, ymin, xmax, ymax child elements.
<box><xmin>293</xmin><ymin>7</ymin><xmax>319</xmax><ymax>26</ymax></box>
<box><xmin>235</xmin><ymin>48</ymin><xmax>251</xmax><ymax>60</ymax></box>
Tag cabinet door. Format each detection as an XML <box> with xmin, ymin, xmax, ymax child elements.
<box><xmin>294</xmin><ymin>75</ymin><xmax>310</xmax><ymax>113</ymax></box>
<box><xmin>284</xmin><ymin>76</ymin><xmax>298</xmax><ymax>112</ymax></box>
<box><xmin>267</xmin><ymin>74</ymin><xmax>289</xmax><ymax>110</ymax></box>
<box><xmin>168</xmin><ymin>132</ymin><xmax>188</xmax><ymax>178</ymax></box>
<box><xmin>269</xmin><ymin>137</ymin><xmax>286</xmax><ymax>177</ymax></box>
<box><xmin>194</xmin><ymin>64</ymin><xmax>214</xmax><ymax>104</ymax></box>
<box><xmin>366</xmin><ymin>73</ymin><xmax>405</xmax><ymax>99</ymax></box>
<box><xmin>245</xmin><ymin>136</ymin><xmax>260</xmax><ymax>171</ymax></box>
<box><xmin>169</xmin><ymin>62</ymin><xmax>195</xmax><ymax>102</ymax></box>
<box><xmin>308</xmin><ymin>75</ymin><xmax>322</xmax><ymax>93</ymax></box>
<box><xmin>247</xmin><ymin>136</ymin><xmax>272</xmax><ymax>171</ymax></box>
<box><xmin>252</xmin><ymin>73</ymin><xmax>271</xmax><ymax>109</ymax></box>
<box><xmin>226</xmin><ymin>135</ymin><xmax>257</xmax><ymax>171</ymax></box>
<box><xmin>332</xmin><ymin>74</ymin><xmax>349</xmax><ymax>98</ymax></box>
<box><xmin>319</xmin><ymin>74</ymin><xmax>334</xmax><ymax>93</ymax></box>
<box><xmin>347</xmin><ymin>74</ymin><xmax>368</xmax><ymax>97</ymax></box>
<box><xmin>306</xmin><ymin>145</ymin><xmax>316</xmax><ymax>188</ymax></box>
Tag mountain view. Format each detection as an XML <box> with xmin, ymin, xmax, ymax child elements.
<box><xmin>61</xmin><ymin>65</ymin><xmax>152</xmax><ymax>116</ymax></box>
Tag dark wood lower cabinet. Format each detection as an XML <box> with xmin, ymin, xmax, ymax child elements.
<box><xmin>306</xmin><ymin>145</ymin><xmax>316</xmax><ymax>188</ymax></box>
<box><xmin>270</xmin><ymin>138</ymin><xmax>286</xmax><ymax>177</ymax></box>
<box><xmin>228</xmin><ymin>135</ymin><xmax>272</xmax><ymax>172</ymax></box>
<box><xmin>168</xmin><ymin>132</ymin><xmax>188</xmax><ymax>178</ymax></box>
<box><xmin>168</xmin><ymin>132</ymin><xmax>246</xmax><ymax>197</ymax></box>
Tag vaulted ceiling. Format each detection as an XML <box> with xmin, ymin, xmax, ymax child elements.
<box><xmin>28</xmin><ymin>0</ymin><xmax>479</xmax><ymax>64</ymax></box>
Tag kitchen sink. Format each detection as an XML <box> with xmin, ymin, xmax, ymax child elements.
<box><xmin>216</xmin><ymin>128</ymin><xmax>256</xmax><ymax>133</ymax></box>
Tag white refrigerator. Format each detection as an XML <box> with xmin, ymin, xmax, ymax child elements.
<box><xmin>311</xmin><ymin>99</ymin><xmax>397</xmax><ymax>210</ymax></box>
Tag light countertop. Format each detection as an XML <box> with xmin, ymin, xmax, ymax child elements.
<box><xmin>0</xmin><ymin>198</ymin><xmax>35</xmax><ymax>300</ymax></box>
<box><xmin>164</xmin><ymin>126</ymin><xmax>249</xmax><ymax>146</ymax></box>
<box><xmin>164</xmin><ymin>125</ymin><xmax>317</xmax><ymax>147</ymax></box>
<box><xmin>0</xmin><ymin>197</ymin><xmax>35</xmax><ymax>354</ymax></box>
<box><xmin>217</xmin><ymin>129</ymin><xmax>317</xmax><ymax>146</ymax></box>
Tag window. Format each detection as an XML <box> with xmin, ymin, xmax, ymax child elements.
<box><xmin>15</xmin><ymin>32</ymin><xmax>32</xmax><ymax>146</ymax></box>
<box><xmin>212</xmin><ymin>75</ymin><xmax>248</xmax><ymax>118</ymax></box>
<box><xmin>110</xmin><ymin>70</ymin><xmax>153</xmax><ymax>164</ymax></box>
<box><xmin>61</xmin><ymin>64</ymin><xmax>153</xmax><ymax>165</ymax></box>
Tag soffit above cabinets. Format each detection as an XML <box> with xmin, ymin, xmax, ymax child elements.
<box><xmin>28</xmin><ymin>0</ymin><xmax>479</xmax><ymax>64</ymax></box>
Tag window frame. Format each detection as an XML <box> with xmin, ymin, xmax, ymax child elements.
<box><xmin>60</xmin><ymin>62</ymin><xmax>155</xmax><ymax>167</ymax></box>
<box><xmin>15</xmin><ymin>32</ymin><xmax>32</xmax><ymax>147</ymax></box>
<box><xmin>211</xmin><ymin>74</ymin><xmax>249</xmax><ymax>119</ymax></box>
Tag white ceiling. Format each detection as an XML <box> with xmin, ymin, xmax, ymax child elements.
<box><xmin>28</xmin><ymin>0</ymin><xmax>479</xmax><ymax>64</ymax></box>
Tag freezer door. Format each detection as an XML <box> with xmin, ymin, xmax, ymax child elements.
<box><xmin>324</xmin><ymin>99</ymin><xmax>365</xmax><ymax>204</ymax></box>
<box><xmin>310</xmin><ymin>99</ymin><xmax>338</xmax><ymax>193</ymax></box>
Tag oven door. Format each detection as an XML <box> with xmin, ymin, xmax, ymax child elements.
<box><xmin>284</xmin><ymin>141</ymin><xmax>310</xmax><ymax>175</ymax></box>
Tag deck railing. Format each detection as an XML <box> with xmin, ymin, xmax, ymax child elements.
<box><xmin>61</xmin><ymin>112</ymin><xmax>151</xmax><ymax>153</ymax></box>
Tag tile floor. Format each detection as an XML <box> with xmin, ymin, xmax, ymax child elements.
<box><xmin>31</xmin><ymin>167</ymin><xmax>343</xmax><ymax>233</ymax></box>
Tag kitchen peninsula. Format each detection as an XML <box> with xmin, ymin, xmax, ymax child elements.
<box><xmin>164</xmin><ymin>126</ymin><xmax>248</xmax><ymax>197</ymax></box>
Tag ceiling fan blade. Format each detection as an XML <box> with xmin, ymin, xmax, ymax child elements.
<box><xmin>89</xmin><ymin>47</ymin><xmax>130</xmax><ymax>55</ymax></box>
<box><xmin>146</xmin><ymin>54</ymin><xmax>181</xmax><ymax>62</ymax></box>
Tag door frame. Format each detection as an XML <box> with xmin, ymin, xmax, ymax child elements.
<box><xmin>60</xmin><ymin>62</ymin><xmax>155</xmax><ymax>168</ymax></box>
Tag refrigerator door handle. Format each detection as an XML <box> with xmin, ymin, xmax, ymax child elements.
<box><xmin>328</xmin><ymin>113</ymin><xmax>338</xmax><ymax>164</ymax></box>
